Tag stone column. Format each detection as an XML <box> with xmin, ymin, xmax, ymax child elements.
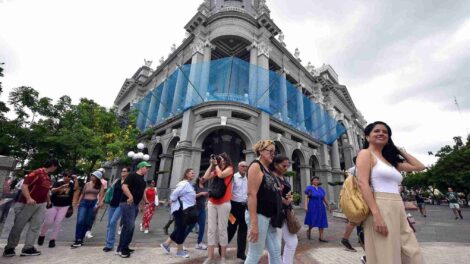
<box><xmin>248</xmin><ymin>44</ymin><xmax>258</xmax><ymax>105</ymax></box>
<box><xmin>256</xmin><ymin>42</ymin><xmax>270</xmax><ymax>110</ymax></box>
<box><xmin>244</xmin><ymin>150</ymin><xmax>257</xmax><ymax>164</ymax></box>
<box><xmin>326</xmin><ymin>102</ymin><xmax>341</xmax><ymax>171</ymax></box>
<box><xmin>277</xmin><ymin>69</ymin><xmax>288</xmax><ymax>122</ymax></box>
<box><xmin>258</xmin><ymin>111</ymin><xmax>270</xmax><ymax>140</ymax></box>
<box><xmin>156</xmin><ymin>68</ymin><xmax>171</xmax><ymax>123</ymax></box>
<box><xmin>199</xmin><ymin>41</ymin><xmax>214</xmax><ymax>101</ymax></box>
<box><xmin>296</xmin><ymin>84</ymin><xmax>305</xmax><ymax>130</ymax></box>
<box><xmin>185</xmin><ymin>38</ymin><xmax>205</xmax><ymax>108</ymax></box>
<box><xmin>169</xmin><ymin>110</ymin><xmax>195</xmax><ymax>189</ymax></box>
<box><xmin>145</xmin><ymin>86</ymin><xmax>160</xmax><ymax>129</ymax></box>
<box><xmin>139</xmin><ymin>94</ymin><xmax>152</xmax><ymax>130</ymax></box>
<box><xmin>172</xmin><ymin>55</ymin><xmax>187</xmax><ymax>114</ymax></box>
<box><xmin>300</xmin><ymin>165</ymin><xmax>311</xmax><ymax>204</ymax></box>
<box><xmin>156</xmin><ymin>154</ymin><xmax>173</xmax><ymax>199</ymax></box>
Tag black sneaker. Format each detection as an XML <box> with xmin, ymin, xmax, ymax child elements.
<box><xmin>38</xmin><ymin>236</ymin><xmax>45</xmax><ymax>246</ymax></box>
<box><xmin>120</xmin><ymin>250</ymin><xmax>131</xmax><ymax>258</ymax></box>
<box><xmin>341</xmin><ymin>238</ymin><xmax>357</xmax><ymax>252</ymax></box>
<box><xmin>2</xmin><ymin>248</ymin><xmax>15</xmax><ymax>257</ymax></box>
<box><xmin>319</xmin><ymin>238</ymin><xmax>328</xmax><ymax>243</ymax></box>
<box><xmin>71</xmin><ymin>241</ymin><xmax>83</xmax><ymax>248</ymax></box>
<box><xmin>20</xmin><ymin>247</ymin><xmax>41</xmax><ymax>256</ymax></box>
<box><xmin>48</xmin><ymin>240</ymin><xmax>56</xmax><ymax>248</ymax></box>
<box><xmin>237</xmin><ymin>254</ymin><xmax>247</xmax><ymax>261</ymax></box>
<box><xmin>128</xmin><ymin>248</ymin><xmax>135</xmax><ymax>254</ymax></box>
<box><xmin>103</xmin><ymin>247</ymin><xmax>112</xmax><ymax>252</ymax></box>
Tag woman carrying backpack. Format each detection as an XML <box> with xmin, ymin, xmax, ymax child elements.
<box><xmin>202</xmin><ymin>153</ymin><xmax>234</xmax><ymax>264</ymax></box>
<box><xmin>103</xmin><ymin>167</ymin><xmax>129</xmax><ymax>252</ymax></box>
<box><xmin>357</xmin><ymin>121</ymin><xmax>425</xmax><ymax>264</ymax></box>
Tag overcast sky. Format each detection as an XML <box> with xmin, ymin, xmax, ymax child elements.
<box><xmin>1</xmin><ymin>0</ymin><xmax>469</xmax><ymax>166</ymax></box>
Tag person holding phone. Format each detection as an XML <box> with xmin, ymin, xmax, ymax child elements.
<box><xmin>269</xmin><ymin>155</ymin><xmax>298</xmax><ymax>264</ymax></box>
<box><xmin>38</xmin><ymin>171</ymin><xmax>78</xmax><ymax>248</ymax></box>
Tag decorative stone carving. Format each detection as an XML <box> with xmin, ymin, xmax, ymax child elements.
<box><xmin>257</xmin><ymin>41</ymin><xmax>272</xmax><ymax>57</ymax></box>
<box><xmin>144</xmin><ymin>59</ymin><xmax>152</xmax><ymax>67</ymax></box>
<box><xmin>278</xmin><ymin>32</ymin><xmax>286</xmax><ymax>47</ymax></box>
<box><xmin>171</xmin><ymin>43</ymin><xmax>177</xmax><ymax>53</ymax></box>
<box><xmin>159</xmin><ymin>57</ymin><xmax>165</xmax><ymax>65</ymax></box>
<box><xmin>306</xmin><ymin>61</ymin><xmax>314</xmax><ymax>72</ymax></box>
<box><xmin>191</xmin><ymin>37</ymin><xmax>205</xmax><ymax>55</ymax></box>
<box><xmin>294</xmin><ymin>48</ymin><xmax>300</xmax><ymax>61</ymax></box>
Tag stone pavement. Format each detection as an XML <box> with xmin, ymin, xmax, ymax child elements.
<box><xmin>0</xmin><ymin>205</ymin><xmax>469</xmax><ymax>263</ymax></box>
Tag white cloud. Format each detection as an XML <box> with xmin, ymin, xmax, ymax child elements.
<box><xmin>1</xmin><ymin>0</ymin><xmax>468</xmax><ymax>166</ymax></box>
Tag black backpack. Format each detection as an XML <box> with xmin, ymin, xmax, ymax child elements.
<box><xmin>208</xmin><ymin>175</ymin><xmax>233</xmax><ymax>199</ymax></box>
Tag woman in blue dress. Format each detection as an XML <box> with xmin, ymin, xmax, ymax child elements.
<box><xmin>304</xmin><ymin>176</ymin><xmax>331</xmax><ymax>242</ymax></box>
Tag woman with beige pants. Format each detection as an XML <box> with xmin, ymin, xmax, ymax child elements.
<box><xmin>357</xmin><ymin>121</ymin><xmax>426</xmax><ymax>264</ymax></box>
<box><xmin>202</xmin><ymin>153</ymin><xmax>234</xmax><ymax>264</ymax></box>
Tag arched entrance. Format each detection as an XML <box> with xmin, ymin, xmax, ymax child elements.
<box><xmin>292</xmin><ymin>150</ymin><xmax>304</xmax><ymax>194</ymax></box>
<box><xmin>199</xmin><ymin>129</ymin><xmax>246</xmax><ymax>174</ymax></box>
<box><xmin>274</xmin><ymin>141</ymin><xmax>286</xmax><ymax>156</ymax></box>
<box><xmin>162</xmin><ymin>137</ymin><xmax>180</xmax><ymax>188</ymax></box>
<box><xmin>149</xmin><ymin>143</ymin><xmax>163</xmax><ymax>185</ymax></box>
<box><xmin>309</xmin><ymin>155</ymin><xmax>319</xmax><ymax>180</ymax></box>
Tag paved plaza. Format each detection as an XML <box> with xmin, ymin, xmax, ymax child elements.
<box><xmin>1</xmin><ymin>204</ymin><xmax>469</xmax><ymax>263</ymax></box>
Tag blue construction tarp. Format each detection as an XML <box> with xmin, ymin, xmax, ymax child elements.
<box><xmin>133</xmin><ymin>57</ymin><xmax>346</xmax><ymax>145</ymax></box>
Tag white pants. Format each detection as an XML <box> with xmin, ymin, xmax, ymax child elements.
<box><xmin>278</xmin><ymin>222</ymin><xmax>298</xmax><ymax>264</ymax></box>
<box><xmin>207</xmin><ymin>201</ymin><xmax>231</xmax><ymax>246</ymax></box>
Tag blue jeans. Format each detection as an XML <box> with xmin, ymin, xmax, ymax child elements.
<box><xmin>185</xmin><ymin>209</ymin><xmax>206</xmax><ymax>244</ymax></box>
<box><xmin>105</xmin><ymin>206</ymin><xmax>122</xmax><ymax>249</ymax></box>
<box><xmin>245</xmin><ymin>212</ymin><xmax>282</xmax><ymax>264</ymax></box>
<box><xmin>117</xmin><ymin>203</ymin><xmax>138</xmax><ymax>253</ymax></box>
<box><xmin>75</xmin><ymin>199</ymin><xmax>97</xmax><ymax>241</ymax></box>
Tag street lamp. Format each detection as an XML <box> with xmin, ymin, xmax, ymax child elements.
<box><xmin>127</xmin><ymin>142</ymin><xmax>150</xmax><ymax>171</ymax></box>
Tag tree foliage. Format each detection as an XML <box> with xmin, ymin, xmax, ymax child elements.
<box><xmin>0</xmin><ymin>84</ymin><xmax>140</xmax><ymax>175</ymax></box>
<box><xmin>403</xmin><ymin>135</ymin><xmax>470</xmax><ymax>205</ymax></box>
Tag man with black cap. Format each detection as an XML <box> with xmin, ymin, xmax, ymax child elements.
<box><xmin>3</xmin><ymin>159</ymin><xmax>59</xmax><ymax>258</ymax></box>
<box><xmin>117</xmin><ymin>161</ymin><xmax>151</xmax><ymax>258</ymax></box>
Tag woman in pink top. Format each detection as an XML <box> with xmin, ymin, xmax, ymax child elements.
<box><xmin>202</xmin><ymin>152</ymin><xmax>233</xmax><ymax>264</ymax></box>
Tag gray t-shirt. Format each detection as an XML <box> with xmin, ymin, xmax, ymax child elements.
<box><xmin>194</xmin><ymin>184</ymin><xmax>208</xmax><ymax>210</ymax></box>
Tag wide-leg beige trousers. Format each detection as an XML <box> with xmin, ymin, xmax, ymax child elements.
<box><xmin>364</xmin><ymin>192</ymin><xmax>424</xmax><ymax>264</ymax></box>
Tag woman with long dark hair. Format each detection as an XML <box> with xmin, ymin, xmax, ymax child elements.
<box><xmin>202</xmin><ymin>152</ymin><xmax>234</xmax><ymax>264</ymax></box>
<box><xmin>71</xmin><ymin>171</ymin><xmax>104</xmax><ymax>248</ymax></box>
<box><xmin>160</xmin><ymin>168</ymin><xmax>196</xmax><ymax>258</ymax></box>
<box><xmin>38</xmin><ymin>171</ymin><xmax>78</xmax><ymax>248</ymax></box>
<box><xmin>185</xmin><ymin>174</ymin><xmax>209</xmax><ymax>250</ymax></box>
<box><xmin>357</xmin><ymin>121</ymin><xmax>425</xmax><ymax>264</ymax></box>
<box><xmin>269</xmin><ymin>155</ymin><xmax>298</xmax><ymax>264</ymax></box>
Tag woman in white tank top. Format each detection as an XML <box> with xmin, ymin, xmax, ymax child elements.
<box><xmin>356</xmin><ymin>121</ymin><xmax>426</xmax><ymax>264</ymax></box>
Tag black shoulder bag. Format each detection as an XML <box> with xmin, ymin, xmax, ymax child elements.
<box><xmin>208</xmin><ymin>173</ymin><xmax>233</xmax><ymax>199</ymax></box>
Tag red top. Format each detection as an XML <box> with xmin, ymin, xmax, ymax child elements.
<box><xmin>209</xmin><ymin>171</ymin><xmax>233</xmax><ymax>205</ymax></box>
<box><xmin>145</xmin><ymin>187</ymin><xmax>156</xmax><ymax>203</ymax></box>
<box><xmin>19</xmin><ymin>168</ymin><xmax>52</xmax><ymax>204</ymax></box>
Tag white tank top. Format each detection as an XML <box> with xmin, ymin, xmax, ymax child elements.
<box><xmin>370</xmin><ymin>154</ymin><xmax>402</xmax><ymax>194</ymax></box>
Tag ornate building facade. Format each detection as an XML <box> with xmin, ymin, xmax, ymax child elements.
<box><xmin>113</xmin><ymin>0</ymin><xmax>367</xmax><ymax>203</ymax></box>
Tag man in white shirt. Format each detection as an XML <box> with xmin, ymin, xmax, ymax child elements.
<box><xmin>227</xmin><ymin>161</ymin><xmax>248</xmax><ymax>260</ymax></box>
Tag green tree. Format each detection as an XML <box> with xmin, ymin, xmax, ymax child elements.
<box><xmin>0</xmin><ymin>86</ymin><xmax>140</xmax><ymax>176</ymax></box>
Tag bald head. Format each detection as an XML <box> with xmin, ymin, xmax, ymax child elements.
<box><xmin>238</xmin><ymin>161</ymin><xmax>248</xmax><ymax>176</ymax></box>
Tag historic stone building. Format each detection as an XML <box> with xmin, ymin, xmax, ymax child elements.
<box><xmin>113</xmin><ymin>0</ymin><xmax>367</xmax><ymax>204</ymax></box>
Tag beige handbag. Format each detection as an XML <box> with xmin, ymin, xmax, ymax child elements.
<box><xmin>286</xmin><ymin>208</ymin><xmax>301</xmax><ymax>234</ymax></box>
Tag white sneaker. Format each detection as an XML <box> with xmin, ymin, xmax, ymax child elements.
<box><xmin>85</xmin><ymin>231</ymin><xmax>93</xmax><ymax>238</ymax></box>
<box><xmin>144</xmin><ymin>229</ymin><xmax>149</xmax><ymax>234</ymax></box>
<box><xmin>175</xmin><ymin>250</ymin><xmax>189</xmax><ymax>258</ymax></box>
<box><xmin>195</xmin><ymin>243</ymin><xmax>207</xmax><ymax>250</ymax></box>
<box><xmin>140</xmin><ymin>223</ymin><xmax>144</xmax><ymax>232</ymax></box>
<box><xmin>117</xmin><ymin>226</ymin><xmax>122</xmax><ymax>235</ymax></box>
